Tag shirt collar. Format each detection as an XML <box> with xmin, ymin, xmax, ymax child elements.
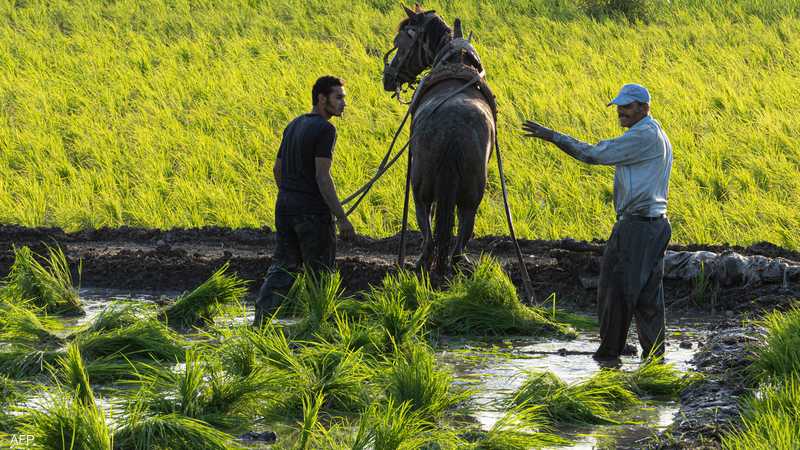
<box><xmin>629</xmin><ymin>115</ymin><xmax>653</xmax><ymax>130</ymax></box>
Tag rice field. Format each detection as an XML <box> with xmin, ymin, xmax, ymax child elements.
<box><xmin>0</xmin><ymin>245</ymin><xmax>709</xmax><ymax>448</ymax></box>
<box><xmin>0</xmin><ymin>0</ymin><xmax>798</xmax><ymax>248</ymax></box>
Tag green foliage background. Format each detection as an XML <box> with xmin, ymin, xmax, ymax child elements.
<box><xmin>0</xmin><ymin>0</ymin><xmax>798</xmax><ymax>247</ymax></box>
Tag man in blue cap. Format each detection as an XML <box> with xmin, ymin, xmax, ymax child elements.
<box><xmin>522</xmin><ymin>83</ymin><xmax>673</xmax><ymax>362</ymax></box>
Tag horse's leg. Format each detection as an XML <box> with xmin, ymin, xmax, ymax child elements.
<box><xmin>415</xmin><ymin>201</ymin><xmax>434</xmax><ymax>272</ymax></box>
<box><xmin>453</xmin><ymin>205</ymin><xmax>477</xmax><ymax>270</ymax></box>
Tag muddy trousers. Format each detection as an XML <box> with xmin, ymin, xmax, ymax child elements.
<box><xmin>596</xmin><ymin>216</ymin><xmax>671</xmax><ymax>359</ymax></box>
<box><xmin>253</xmin><ymin>214</ymin><xmax>336</xmax><ymax>326</ymax></box>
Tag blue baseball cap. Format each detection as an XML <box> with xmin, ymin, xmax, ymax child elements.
<box><xmin>607</xmin><ymin>83</ymin><xmax>651</xmax><ymax>106</ymax></box>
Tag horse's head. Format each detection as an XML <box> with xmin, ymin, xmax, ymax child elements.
<box><xmin>382</xmin><ymin>4</ymin><xmax>452</xmax><ymax>92</ymax></box>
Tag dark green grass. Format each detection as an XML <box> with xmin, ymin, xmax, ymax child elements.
<box><xmin>2</xmin><ymin>245</ymin><xmax>83</xmax><ymax>315</ymax></box>
<box><xmin>163</xmin><ymin>263</ymin><xmax>248</xmax><ymax>329</ymax></box>
<box><xmin>429</xmin><ymin>256</ymin><xmax>577</xmax><ymax>338</ymax></box>
<box><xmin>748</xmin><ymin>304</ymin><xmax>800</xmax><ymax>382</ymax></box>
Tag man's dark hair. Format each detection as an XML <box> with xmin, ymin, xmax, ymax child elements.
<box><xmin>312</xmin><ymin>76</ymin><xmax>344</xmax><ymax>106</ymax></box>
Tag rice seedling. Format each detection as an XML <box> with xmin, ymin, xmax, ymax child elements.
<box><xmin>365</xmin><ymin>398</ymin><xmax>450</xmax><ymax>450</ymax></box>
<box><xmin>0</xmin><ymin>345</ymin><xmax>62</xmax><ymax>379</ymax></box>
<box><xmin>510</xmin><ymin>370</ymin><xmax>632</xmax><ymax>425</ymax></box>
<box><xmin>331</xmin><ymin>311</ymin><xmax>381</xmax><ymax>355</ymax></box>
<box><xmin>384</xmin><ymin>343</ymin><xmax>469</xmax><ymax>420</ymax></box>
<box><xmin>748</xmin><ymin>304</ymin><xmax>800</xmax><ymax>382</ymax></box>
<box><xmin>377</xmin><ymin>270</ymin><xmax>438</xmax><ymax>310</ymax></box>
<box><xmin>80</xmin><ymin>301</ymin><xmax>157</xmax><ymax>334</ymax></box>
<box><xmin>297</xmin><ymin>390</ymin><xmax>325</xmax><ymax>450</ymax></box>
<box><xmin>113</xmin><ymin>401</ymin><xmax>242</xmax><ymax>450</ymax></box>
<box><xmin>721</xmin><ymin>376</ymin><xmax>800</xmax><ymax>450</ymax></box>
<box><xmin>163</xmin><ymin>263</ymin><xmax>248</xmax><ymax>329</ymax></box>
<box><xmin>132</xmin><ymin>348</ymin><xmax>276</xmax><ymax>432</ymax></box>
<box><xmin>625</xmin><ymin>356</ymin><xmax>702</xmax><ymax>397</ymax></box>
<box><xmin>18</xmin><ymin>387</ymin><xmax>112</xmax><ymax>450</ymax></box>
<box><xmin>429</xmin><ymin>256</ymin><xmax>576</xmax><ymax>338</ymax></box>
<box><xmin>54</xmin><ymin>342</ymin><xmax>95</xmax><ymax>406</ymax></box>
<box><xmin>287</xmin><ymin>270</ymin><xmax>345</xmax><ymax>339</ymax></box>
<box><xmin>74</xmin><ymin>319</ymin><xmax>185</xmax><ymax>363</ymax></box>
<box><xmin>0</xmin><ymin>299</ymin><xmax>63</xmax><ymax>347</ymax></box>
<box><xmin>2</xmin><ymin>245</ymin><xmax>82</xmax><ymax>315</ymax></box>
<box><xmin>469</xmin><ymin>404</ymin><xmax>572</xmax><ymax>449</ymax></box>
<box><xmin>366</xmin><ymin>289</ymin><xmax>430</xmax><ymax>352</ymax></box>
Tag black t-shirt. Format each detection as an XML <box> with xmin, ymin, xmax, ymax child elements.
<box><xmin>275</xmin><ymin>114</ymin><xmax>336</xmax><ymax>216</ymax></box>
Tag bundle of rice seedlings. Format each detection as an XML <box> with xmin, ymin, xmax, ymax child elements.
<box><xmin>377</xmin><ymin>270</ymin><xmax>438</xmax><ymax>310</ymax></box>
<box><xmin>0</xmin><ymin>375</ymin><xmax>20</xmax><ymax>433</ymax></box>
<box><xmin>721</xmin><ymin>376</ymin><xmax>800</xmax><ymax>450</ymax></box>
<box><xmin>511</xmin><ymin>370</ymin><xmax>633</xmax><ymax>425</ymax></box>
<box><xmin>331</xmin><ymin>311</ymin><xmax>380</xmax><ymax>355</ymax></box>
<box><xmin>297</xmin><ymin>391</ymin><xmax>325</xmax><ymax>450</ymax></box>
<box><xmin>80</xmin><ymin>301</ymin><xmax>156</xmax><ymax>334</ymax></box>
<box><xmin>625</xmin><ymin>356</ymin><xmax>702</xmax><ymax>397</ymax></box>
<box><xmin>54</xmin><ymin>342</ymin><xmax>95</xmax><ymax>406</ymax></box>
<box><xmin>163</xmin><ymin>263</ymin><xmax>248</xmax><ymax>329</ymax></box>
<box><xmin>429</xmin><ymin>256</ymin><xmax>576</xmax><ymax>338</ymax></box>
<box><xmin>748</xmin><ymin>304</ymin><xmax>800</xmax><ymax>381</ymax></box>
<box><xmin>470</xmin><ymin>404</ymin><xmax>572</xmax><ymax>449</ymax></box>
<box><xmin>19</xmin><ymin>391</ymin><xmax>112</xmax><ymax>450</ymax></box>
<box><xmin>366</xmin><ymin>398</ymin><xmax>448</xmax><ymax>450</ymax></box>
<box><xmin>0</xmin><ymin>299</ymin><xmax>63</xmax><ymax>347</ymax></box>
<box><xmin>366</xmin><ymin>289</ymin><xmax>430</xmax><ymax>352</ymax></box>
<box><xmin>384</xmin><ymin>344</ymin><xmax>469</xmax><ymax>420</ymax></box>
<box><xmin>114</xmin><ymin>401</ymin><xmax>242</xmax><ymax>450</ymax></box>
<box><xmin>289</xmin><ymin>271</ymin><xmax>345</xmax><ymax>339</ymax></box>
<box><xmin>134</xmin><ymin>349</ymin><xmax>277</xmax><ymax>432</ymax></box>
<box><xmin>2</xmin><ymin>245</ymin><xmax>83</xmax><ymax>315</ymax></box>
<box><xmin>582</xmin><ymin>369</ymin><xmax>640</xmax><ymax>408</ymax></box>
<box><xmin>0</xmin><ymin>345</ymin><xmax>62</xmax><ymax>378</ymax></box>
<box><xmin>74</xmin><ymin>319</ymin><xmax>184</xmax><ymax>363</ymax></box>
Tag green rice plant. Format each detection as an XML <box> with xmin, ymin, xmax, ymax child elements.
<box><xmin>0</xmin><ymin>299</ymin><xmax>63</xmax><ymax>347</ymax></box>
<box><xmin>83</xmin><ymin>354</ymin><xmax>163</xmax><ymax>384</ymax></box>
<box><xmin>0</xmin><ymin>345</ymin><xmax>62</xmax><ymax>379</ymax></box>
<box><xmin>54</xmin><ymin>342</ymin><xmax>95</xmax><ymax>406</ymax></box>
<box><xmin>203</xmin><ymin>324</ymin><xmax>260</xmax><ymax>377</ymax></box>
<box><xmin>81</xmin><ymin>301</ymin><xmax>156</xmax><ymax>334</ymax></box>
<box><xmin>114</xmin><ymin>401</ymin><xmax>242</xmax><ymax>450</ymax></box>
<box><xmin>163</xmin><ymin>263</ymin><xmax>248</xmax><ymax>329</ymax></box>
<box><xmin>749</xmin><ymin>304</ymin><xmax>800</xmax><ymax>382</ymax></box>
<box><xmin>722</xmin><ymin>376</ymin><xmax>800</xmax><ymax>450</ymax></box>
<box><xmin>430</xmin><ymin>256</ymin><xmax>577</xmax><ymax>337</ymax></box>
<box><xmin>384</xmin><ymin>343</ymin><xmax>469</xmax><ymax>420</ymax></box>
<box><xmin>74</xmin><ymin>319</ymin><xmax>185</xmax><ymax>363</ymax></box>
<box><xmin>133</xmin><ymin>349</ymin><xmax>276</xmax><ymax>432</ymax></box>
<box><xmin>19</xmin><ymin>388</ymin><xmax>112</xmax><ymax>450</ymax></box>
<box><xmin>295</xmin><ymin>341</ymin><xmax>374</xmax><ymax>415</ymax></box>
<box><xmin>366</xmin><ymin>289</ymin><xmax>430</xmax><ymax>352</ymax></box>
<box><xmin>365</xmin><ymin>398</ymin><xmax>450</xmax><ymax>450</ymax></box>
<box><xmin>625</xmin><ymin>356</ymin><xmax>702</xmax><ymax>397</ymax></box>
<box><xmin>0</xmin><ymin>375</ymin><xmax>20</xmax><ymax>433</ymax></box>
<box><xmin>510</xmin><ymin>370</ymin><xmax>629</xmax><ymax>425</ymax></box>
<box><xmin>579</xmin><ymin>0</ymin><xmax>659</xmax><ymax>22</ymax></box>
<box><xmin>582</xmin><ymin>368</ymin><xmax>640</xmax><ymax>408</ymax></box>
<box><xmin>377</xmin><ymin>270</ymin><xmax>438</xmax><ymax>310</ymax></box>
<box><xmin>470</xmin><ymin>404</ymin><xmax>572</xmax><ymax>449</ymax></box>
<box><xmin>297</xmin><ymin>390</ymin><xmax>325</xmax><ymax>450</ymax></box>
<box><xmin>288</xmin><ymin>270</ymin><xmax>345</xmax><ymax>339</ymax></box>
<box><xmin>331</xmin><ymin>311</ymin><xmax>381</xmax><ymax>355</ymax></box>
<box><xmin>2</xmin><ymin>245</ymin><xmax>82</xmax><ymax>315</ymax></box>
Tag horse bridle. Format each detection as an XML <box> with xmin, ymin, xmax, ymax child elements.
<box><xmin>382</xmin><ymin>14</ymin><xmax>438</xmax><ymax>94</ymax></box>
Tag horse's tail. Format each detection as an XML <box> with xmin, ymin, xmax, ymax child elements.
<box><xmin>433</xmin><ymin>141</ymin><xmax>461</xmax><ymax>274</ymax></box>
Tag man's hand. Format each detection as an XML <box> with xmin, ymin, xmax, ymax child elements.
<box><xmin>522</xmin><ymin>120</ymin><xmax>555</xmax><ymax>141</ymax></box>
<box><xmin>337</xmin><ymin>217</ymin><xmax>355</xmax><ymax>241</ymax></box>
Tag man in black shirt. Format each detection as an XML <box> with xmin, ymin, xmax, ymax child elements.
<box><xmin>253</xmin><ymin>76</ymin><xmax>355</xmax><ymax>326</ymax></box>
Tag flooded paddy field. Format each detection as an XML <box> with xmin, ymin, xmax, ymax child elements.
<box><xmin>1</xmin><ymin>226</ymin><xmax>798</xmax><ymax>449</ymax></box>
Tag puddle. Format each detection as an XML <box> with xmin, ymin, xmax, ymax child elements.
<box><xmin>438</xmin><ymin>319</ymin><xmax>709</xmax><ymax>449</ymax></box>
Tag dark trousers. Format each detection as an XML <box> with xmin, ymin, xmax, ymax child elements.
<box><xmin>254</xmin><ymin>214</ymin><xmax>336</xmax><ymax>325</ymax></box>
<box><xmin>596</xmin><ymin>216</ymin><xmax>671</xmax><ymax>359</ymax></box>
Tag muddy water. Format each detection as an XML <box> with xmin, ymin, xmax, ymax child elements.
<box><xmin>438</xmin><ymin>320</ymin><xmax>709</xmax><ymax>449</ymax></box>
<box><xmin>56</xmin><ymin>292</ymin><xmax>709</xmax><ymax>448</ymax></box>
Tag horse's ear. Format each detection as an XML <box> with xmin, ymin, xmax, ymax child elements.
<box><xmin>414</xmin><ymin>3</ymin><xmax>424</xmax><ymax>13</ymax></box>
<box><xmin>402</xmin><ymin>4</ymin><xmax>414</xmax><ymax>17</ymax></box>
<box><xmin>453</xmin><ymin>18</ymin><xmax>463</xmax><ymax>39</ymax></box>
<box><xmin>467</xmin><ymin>31</ymin><xmax>473</xmax><ymax>42</ymax></box>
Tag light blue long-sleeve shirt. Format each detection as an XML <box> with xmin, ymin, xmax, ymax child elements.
<box><xmin>550</xmin><ymin>115</ymin><xmax>673</xmax><ymax>217</ymax></box>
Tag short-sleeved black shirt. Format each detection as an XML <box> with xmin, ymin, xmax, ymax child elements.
<box><xmin>275</xmin><ymin>113</ymin><xmax>336</xmax><ymax>216</ymax></box>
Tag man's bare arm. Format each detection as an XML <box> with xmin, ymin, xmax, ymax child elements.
<box><xmin>315</xmin><ymin>157</ymin><xmax>354</xmax><ymax>238</ymax></box>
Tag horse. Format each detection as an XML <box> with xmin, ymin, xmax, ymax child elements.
<box><xmin>382</xmin><ymin>5</ymin><xmax>495</xmax><ymax>276</ymax></box>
